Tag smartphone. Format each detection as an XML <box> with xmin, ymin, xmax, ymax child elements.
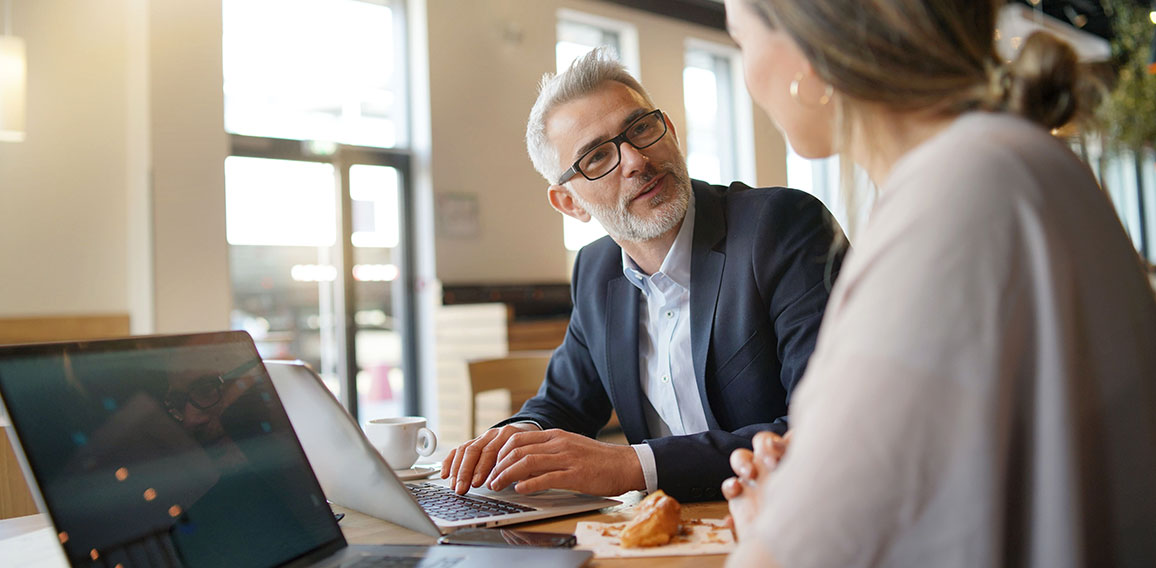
<box><xmin>437</xmin><ymin>528</ymin><xmax>577</xmax><ymax>548</ymax></box>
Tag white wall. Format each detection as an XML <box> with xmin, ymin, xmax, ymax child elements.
<box><xmin>0</xmin><ymin>0</ymin><xmax>785</xmax><ymax>331</ymax></box>
<box><xmin>425</xmin><ymin>0</ymin><xmax>564</xmax><ymax>285</ymax></box>
<box><xmin>426</xmin><ymin>0</ymin><xmax>788</xmax><ymax>285</ymax></box>
<box><xmin>0</xmin><ymin>0</ymin><xmax>132</xmax><ymax>317</ymax></box>
<box><xmin>0</xmin><ymin>0</ymin><xmax>230</xmax><ymax>333</ymax></box>
<box><xmin>148</xmin><ymin>0</ymin><xmax>230</xmax><ymax>333</ymax></box>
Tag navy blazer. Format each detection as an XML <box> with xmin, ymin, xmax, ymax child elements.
<box><xmin>499</xmin><ymin>180</ymin><xmax>845</xmax><ymax>502</ymax></box>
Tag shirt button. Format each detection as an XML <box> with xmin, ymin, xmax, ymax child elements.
<box><xmin>665</xmin><ymin>311</ymin><xmax>674</xmax><ymax>318</ymax></box>
<box><xmin>661</xmin><ymin>375</ymin><xmax>670</xmax><ymax>383</ymax></box>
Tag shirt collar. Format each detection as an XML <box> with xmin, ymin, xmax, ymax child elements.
<box><xmin>622</xmin><ymin>194</ymin><xmax>696</xmax><ymax>291</ymax></box>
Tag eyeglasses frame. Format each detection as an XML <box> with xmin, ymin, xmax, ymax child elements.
<box><xmin>164</xmin><ymin>375</ymin><xmax>225</xmax><ymax>421</ymax></box>
<box><xmin>555</xmin><ymin>109</ymin><xmax>668</xmax><ymax>185</ymax></box>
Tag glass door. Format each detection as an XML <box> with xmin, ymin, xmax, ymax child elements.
<box><xmin>223</xmin><ymin>0</ymin><xmax>416</xmax><ymax>422</ymax></box>
<box><xmin>349</xmin><ymin>162</ymin><xmax>414</xmax><ymax>421</ymax></box>
<box><xmin>225</xmin><ymin>138</ymin><xmax>417</xmax><ymax>422</ymax></box>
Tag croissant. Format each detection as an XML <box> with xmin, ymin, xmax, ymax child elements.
<box><xmin>619</xmin><ymin>490</ymin><xmax>681</xmax><ymax>548</ymax></box>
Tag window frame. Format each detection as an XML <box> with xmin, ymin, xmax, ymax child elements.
<box><xmin>557</xmin><ymin>8</ymin><xmax>641</xmax><ymax>78</ymax></box>
<box><xmin>683</xmin><ymin>37</ymin><xmax>757</xmax><ymax>187</ymax></box>
<box><xmin>227</xmin><ymin>134</ymin><xmax>420</xmax><ymax>420</ymax></box>
<box><xmin>223</xmin><ymin>0</ymin><xmax>419</xmax><ymax>420</ymax></box>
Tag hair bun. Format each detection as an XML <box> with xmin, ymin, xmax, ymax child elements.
<box><xmin>1003</xmin><ymin>32</ymin><xmax>1081</xmax><ymax>129</ymax></box>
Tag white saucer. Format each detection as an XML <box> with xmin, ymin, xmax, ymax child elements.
<box><xmin>394</xmin><ymin>463</ymin><xmax>441</xmax><ymax>481</ymax></box>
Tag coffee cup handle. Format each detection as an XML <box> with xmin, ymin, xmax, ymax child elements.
<box><xmin>416</xmin><ymin>427</ymin><xmax>437</xmax><ymax>457</ymax></box>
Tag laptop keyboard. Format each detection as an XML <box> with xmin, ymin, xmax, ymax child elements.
<box><xmin>406</xmin><ymin>482</ymin><xmax>537</xmax><ymax>521</ymax></box>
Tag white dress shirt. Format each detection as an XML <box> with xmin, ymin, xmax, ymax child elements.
<box><xmin>622</xmin><ymin>196</ymin><xmax>710</xmax><ymax>493</ymax></box>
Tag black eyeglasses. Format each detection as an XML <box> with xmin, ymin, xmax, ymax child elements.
<box><xmin>556</xmin><ymin>109</ymin><xmax>668</xmax><ymax>185</ymax></box>
<box><xmin>164</xmin><ymin>376</ymin><xmax>224</xmax><ymax>422</ymax></box>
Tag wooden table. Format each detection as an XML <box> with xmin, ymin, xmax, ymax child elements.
<box><xmin>335</xmin><ymin>492</ymin><xmax>731</xmax><ymax>567</ymax></box>
<box><xmin>1</xmin><ymin>496</ymin><xmax>732</xmax><ymax>567</ymax></box>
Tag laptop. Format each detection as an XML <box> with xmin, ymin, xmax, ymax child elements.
<box><xmin>264</xmin><ymin>360</ymin><xmax>619</xmax><ymax>536</ymax></box>
<box><xmin>0</xmin><ymin>332</ymin><xmax>592</xmax><ymax>567</ymax></box>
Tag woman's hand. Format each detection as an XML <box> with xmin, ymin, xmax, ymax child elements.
<box><xmin>723</xmin><ymin>430</ymin><xmax>791</xmax><ymax>541</ymax></box>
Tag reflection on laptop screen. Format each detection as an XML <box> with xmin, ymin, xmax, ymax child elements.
<box><xmin>0</xmin><ymin>332</ymin><xmax>342</xmax><ymax>568</ymax></box>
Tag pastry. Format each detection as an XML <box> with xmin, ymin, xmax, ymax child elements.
<box><xmin>619</xmin><ymin>490</ymin><xmax>682</xmax><ymax>548</ymax></box>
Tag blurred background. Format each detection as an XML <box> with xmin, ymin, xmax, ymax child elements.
<box><xmin>0</xmin><ymin>0</ymin><xmax>1152</xmax><ymax>442</ymax></box>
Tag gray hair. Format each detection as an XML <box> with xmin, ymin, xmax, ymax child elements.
<box><xmin>525</xmin><ymin>47</ymin><xmax>655</xmax><ymax>184</ymax></box>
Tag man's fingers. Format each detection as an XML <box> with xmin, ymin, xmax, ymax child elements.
<box><xmin>442</xmin><ymin>428</ymin><xmax>641</xmax><ymax>496</ymax></box>
<box><xmin>440</xmin><ymin>448</ymin><xmax>456</xmax><ymax>479</ymax></box>
<box><xmin>510</xmin><ymin>470</ymin><xmax>572</xmax><ymax>494</ymax></box>
<box><xmin>494</xmin><ymin>429</ymin><xmax>555</xmax><ymax>463</ymax></box>
<box><xmin>487</xmin><ymin>438</ymin><xmax>561</xmax><ymax>487</ymax></box>
<box><xmin>470</xmin><ymin>435</ymin><xmax>512</xmax><ymax>487</ymax></box>
<box><xmin>487</xmin><ymin>430</ymin><xmax>561</xmax><ymax>485</ymax></box>
<box><xmin>489</xmin><ymin>452</ymin><xmax>564</xmax><ymax>491</ymax></box>
<box><xmin>441</xmin><ymin>427</ymin><xmax>539</xmax><ymax>492</ymax></box>
<box><xmin>448</xmin><ymin>444</ymin><xmax>467</xmax><ymax>485</ymax></box>
<box><xmin>455</xmin><ymin>442</ymin><xmax>495</xmax><ymax>494</ymax></box>
<box><xmin>449</xmin><ymin>438</ymin><xmax>483</xmax><ymax>491</ymax></box>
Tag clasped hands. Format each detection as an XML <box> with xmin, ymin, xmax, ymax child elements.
<box><xmin>723</xmin><ymin>430</ymin><xmax>791</xmax><ymax>541</ymax></box>
<box><xmin>441</xmin><ymin>424</ymin><xmax>646</xmax><ymax>496</ymax></box>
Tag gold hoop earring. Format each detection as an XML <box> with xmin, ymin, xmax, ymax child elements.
<box><xmin>789</xmin><ymin>72</ymin><xmax>833</xmax><ymax>107</ymax></box>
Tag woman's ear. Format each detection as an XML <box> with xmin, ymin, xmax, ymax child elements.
<box><xmin>547</xmin><ymin>185</ymin><xmax>592</xmax><ymax>222</ymax></box>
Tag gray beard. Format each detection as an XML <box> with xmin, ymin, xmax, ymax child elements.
<box><xmin>572</xmin><ymin>161</ymin><xmax>692</xmax><ymax>243</ymax></box>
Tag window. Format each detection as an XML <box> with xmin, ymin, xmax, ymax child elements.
<box><xmin>683</xmin><ymin>40</ymin><xmax>755</xmax><ymax>186</ymax></box>
<box><xmin>225</xmin><ymin>158</ymin><xmax>337</xmax><ymax>248</ymax></box>
<box><xmin>796</xmin><ymin>138</ymin><xmax>1156</xmax><ymax>264</ymax></box>
<box><xmin>223</xmin><ymin>0</ymin><xmax>407</xmax><ymax>148</ymax></box>
<box><xmin>786</xmin><ymin>149</ymin><xmax>873</xmax><ymax>241</ymax></box>
<box><xmin>223</xmin><ymin>0</ymin><xmax>417</xmax><ymax>423</ymax></box>
<box><xmin>556</xmin><ymin>10</ymin><xmax>640</xmax><ymax>251</ymax></box>
<box><xmin>1093</xmin><ymin>145</ymin><xmax>1156</xmax><ymax>264</ymax></box>
<box><xmin>556</xmin><ymin>10</ymin><xmax>640</xmax><ymax>77</ymax></box>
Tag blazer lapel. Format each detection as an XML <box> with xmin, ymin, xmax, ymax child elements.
<box><xmin>606</xmin><ymin>276</ymin><xmax>650</xmax><ymax>442</ymax></box>
<box><xmin>690</xmin><ymin>183</ymin><xmax>726</xmax><ymax>430</ymax></box>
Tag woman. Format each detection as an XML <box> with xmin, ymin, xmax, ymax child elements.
<box><xmin>720</xmin><ymin>0</ymin><xmax>1156</xmax><ymax>566</ymax></box>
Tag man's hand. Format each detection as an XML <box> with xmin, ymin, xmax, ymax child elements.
<box><xmin>442</xmin><ymin>423</ymin><xmax>539</xmax><ymax>494</ymax></box>
<box><xmin>723</xmin><ymin>430</ymin><xmax>790</xmax><ymax>541</ymax></box>
<box><xmin>484</xmin><ymin>429</ymin><xmax>646</xmax><ymax>496</ymax></box>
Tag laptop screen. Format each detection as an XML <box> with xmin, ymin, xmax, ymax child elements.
<box><xmin>0</xmin><ymin>332</ymin><xmax>344</xmax><ymax>568</ymax></box>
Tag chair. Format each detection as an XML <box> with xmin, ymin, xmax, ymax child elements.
<box><xmin>466</xmin><ymin>353</ymin><xmax>552</xmax><ymax>439</ymax></box>
<box><xmin>465</xmin><ymin>352</ymin><xmax>623</xmax><ymax>441</ymax></box>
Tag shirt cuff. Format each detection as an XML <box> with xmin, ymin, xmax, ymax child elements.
<box><xmin>509</xmin><ymin>420</ymin><xmax>543</xmax><ymax>431</ymax></box>
<box><xmin>631</xmin><ymin>443</ymin><xmax>659</xmax><ymax>494</ymax></box>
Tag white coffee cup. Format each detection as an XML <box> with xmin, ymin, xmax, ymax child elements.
<box><xmin>365</xmin><ymin>416</ymin><xmax>437</xmax><ymax>470</ymax></box>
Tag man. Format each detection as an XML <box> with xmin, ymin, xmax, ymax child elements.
<box><xmin>442</xmin><ymin>48</ymin><xmax>845</xmax><ymax>502</ymax></box>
